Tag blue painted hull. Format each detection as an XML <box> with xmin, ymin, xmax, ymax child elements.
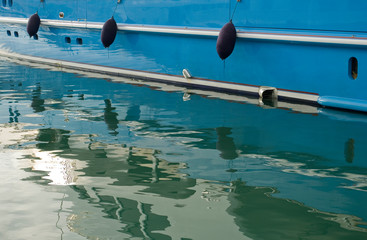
<box><xmin>1</xmin><ymin>0</ymin><xmax>367</xmax><ymax>111</ymax></box>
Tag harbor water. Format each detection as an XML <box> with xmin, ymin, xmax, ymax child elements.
<box><xmin>0</xmin><ymin>59</ymin><xmax>366</xmax><ymax>240</ymax></box>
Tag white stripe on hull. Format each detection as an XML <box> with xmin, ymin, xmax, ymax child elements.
<box><xmin>1</xmin><ymin>17</ymin><xmax>367</xmax><ymax>46</ymax></box>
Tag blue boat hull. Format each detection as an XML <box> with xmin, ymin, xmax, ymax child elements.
<box><xmin>1</xmin><ymin>0</ymin><xmax>367</xmax><ymax>112</ymax></box>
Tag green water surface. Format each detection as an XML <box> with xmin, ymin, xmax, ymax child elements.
<box><xmin>0</xmin><ymin>60</ymin><xmax>366</xmax><ymax>240</ymax></box>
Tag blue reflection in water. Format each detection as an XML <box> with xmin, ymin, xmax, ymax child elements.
<box><xmin>0</xmin><ymin>60</ymin><xmax>366</xmax><ymax>239</ymax></box>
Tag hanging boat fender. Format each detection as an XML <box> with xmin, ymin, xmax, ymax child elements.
<box><xmin>216</xmin><ymin>21</ymin><xmax>237</xmax><ymax>60</ymax></box>
<box><xmin>27</xmin><ymin>13</ymin><xmax>41</xmax><ymax>37</ymax></box>
<box><xmin>101</xmin><ymin>17</ymin><xmax>118</xmax><ymax>48</ymax></box>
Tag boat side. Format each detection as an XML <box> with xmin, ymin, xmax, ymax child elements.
<box><xmin>2</xmin><ymin>0</ymin><xmax>367</xmax><ymax>31</ymax></box>
<box><xmin>1</xmin><ymin>0</ymin><xmax>367</xmax><ymax>112</ymax></box>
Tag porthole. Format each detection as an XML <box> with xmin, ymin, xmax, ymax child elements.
<box><xmin>6</xmin><ymin>30</ymin><xmax>11</xmax><ymax>36</ymax></box>
<box><xmin>8</xmin><ymin>0</ymin><xmax>12</xmax><ymax>7</ymax></box>
<box><xmin>349</xmin><ymin>57</ymin><xmax>358</xmax><ymax>80</ymax></box>
<box><xmin>59</xmin><ymin>12</ymin><xmax>64</xmax><ymax>18</ymax></box>
<box><xmin>65</xmin><ymin>36</ymin><xmax>71</xmax><ymax>43</ymax></box>
<box><xmin>76</xmin><ymin>38</ymin><xmax>83</xmax><ymax>45</ymax></box>
<box><xmin>14</xmin><ymin>31</ymin><xmax>19</xmax><ymax>37</ymax></box>
<box><xmin>2</xmin><ymin>0</ymin><xmax>6</xmax><ymax>7</ymax></box>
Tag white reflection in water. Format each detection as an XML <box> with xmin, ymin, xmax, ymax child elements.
<box><xmin>265</xmin><ymin>157</ymin><xmax>367</xmax><ymax>192</ymax></box>
<box><xmin>32</xmin><ymin>152</ymin><xmax>78</xmax><ymax>185</ymax></box>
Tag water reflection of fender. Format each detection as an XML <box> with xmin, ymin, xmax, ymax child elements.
<box><xmin>216</xmin><ymin>127</ymin><xmax>238</xmax><ymax>160</ymax></box>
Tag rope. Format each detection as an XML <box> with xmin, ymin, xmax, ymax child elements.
<box><xmin>36</xmin><ymin>0</ymin><xmax>41</xmax><ymax>13</ymax></box>
<box><xmin>230</xmin><ymin>0</ymin><xmax>240</xmax><ymax>22</ymax></box>
<box><xmin>36</xmin><ymin>0</ymin><xmax>45</xmax><ymax>14</ymax></box>
<box><xmin>112</xmin><ymin>0</ymin><xmax>120</xmax><ymax>17</ymax></box>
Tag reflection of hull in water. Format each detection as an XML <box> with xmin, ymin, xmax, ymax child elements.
<box><xmin>2</xmin><ymin>1</ymin><xmax>367</xmax><ymax>112</ymax></box>
<box><xmin>1</xmin><ymin>60</ymin><xmax>367</xmax><ymax>238</ymax></box>
<box><xmin>17</xmin><ymin>125</ymin><xmax>367</xmax><ymax>237</ymax></box>
<box><xmin>65</xmin><ymin>180</ymin><xmax>250</xmax><ymax>240</ymax></box>
<box><xmin>64</xmin><ymin>178</ymin><xmax>367</xmax><ymax>240</ymax></box>
<box><xmin>27</xmin><ymin>145</ymin><xmax>367</xmax><ymax>239</ymax></box>
<box><xmin>2</xmin><ymin>60</ymin><xmax>367</xmax><ymax>168</ymax></box>
<box><xmin>15</xmin><ymin>130</ymin><xmax>366</xmax><ymax>239</ymax></box>
<box><xmin>227</xmin><ymin>180</ymin><xmax>367</xmax><ymax>240</ymax></box>
<box><xmin>3</xmin><ymin>121</ymin><xmax>366</xmax><ymax>239</ymax></box>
